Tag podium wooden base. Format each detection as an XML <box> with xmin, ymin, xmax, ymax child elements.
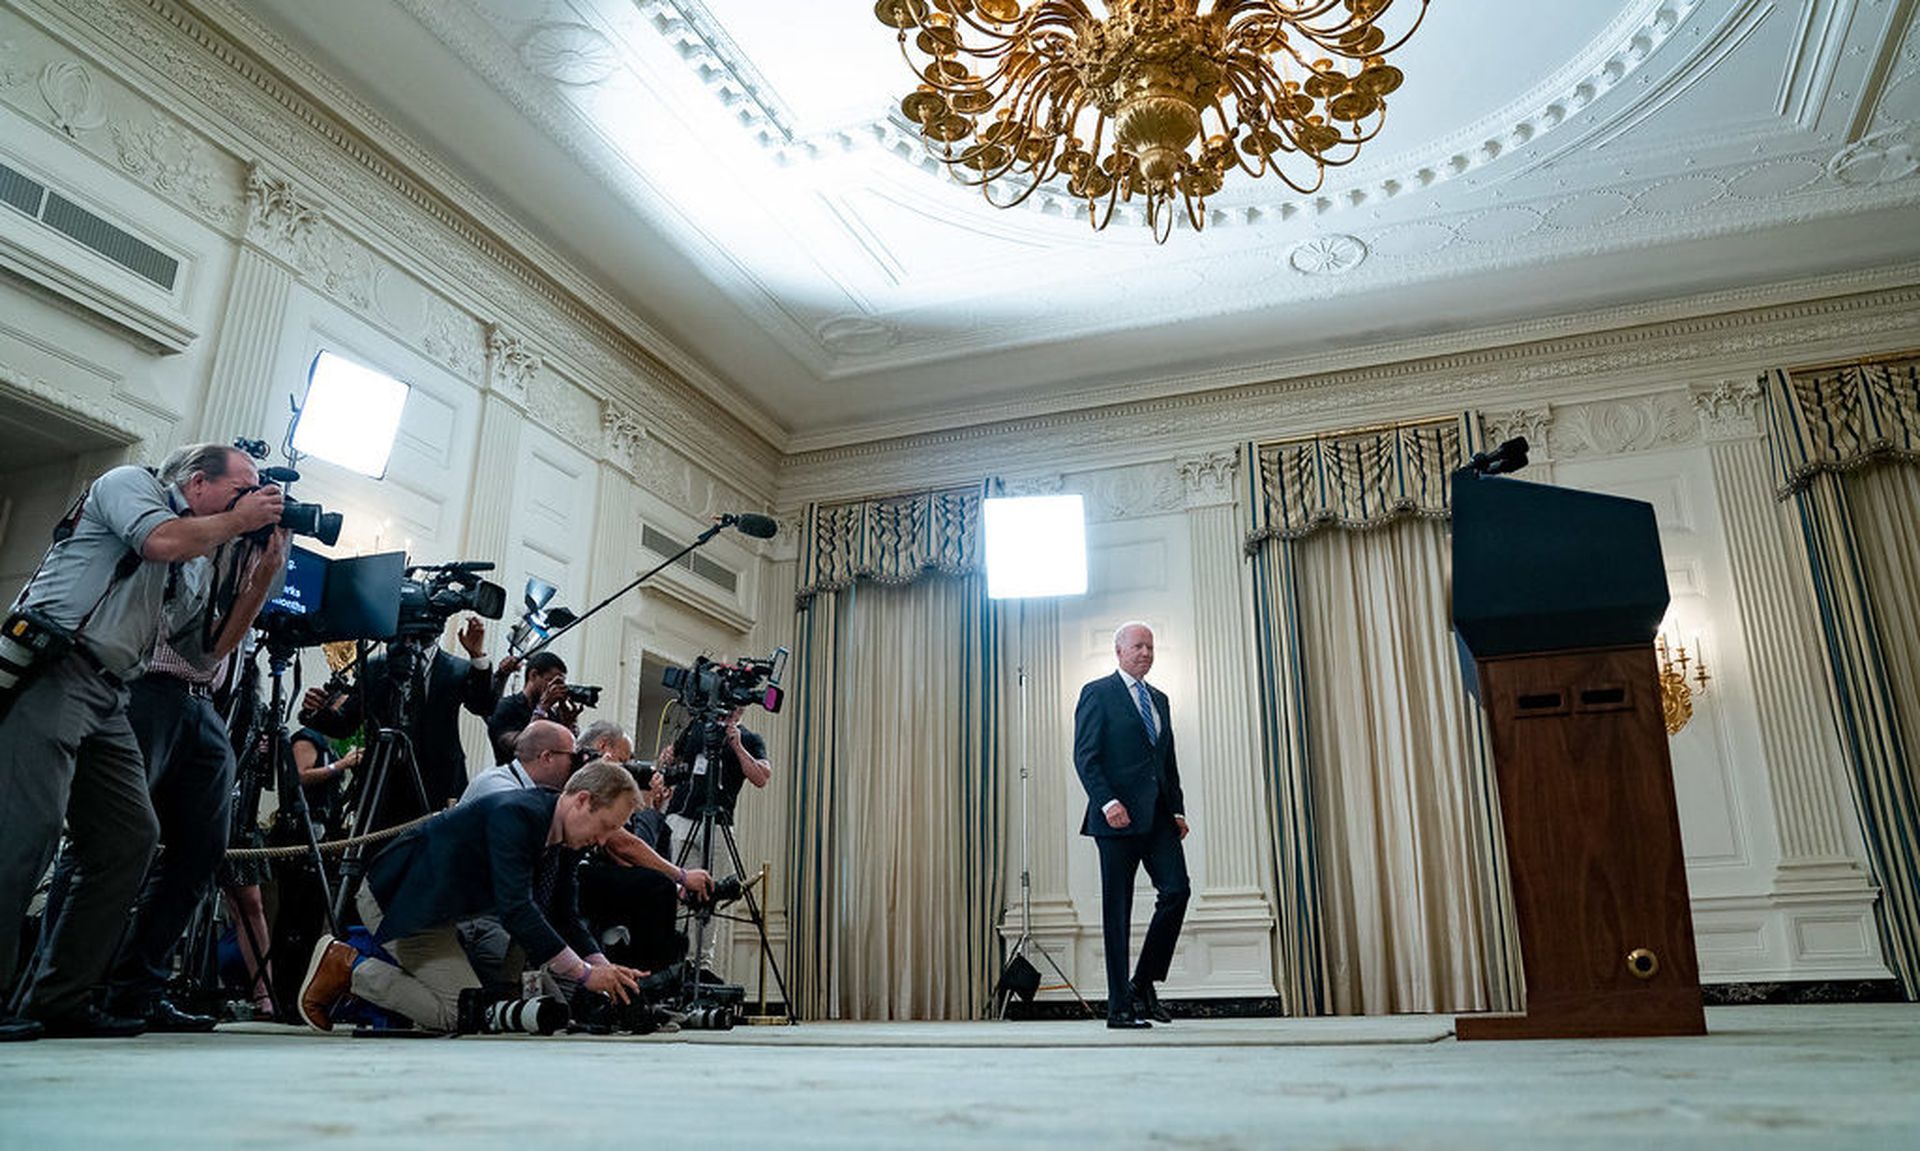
<box><xmin>1457</xmin><ymin>992</ymin><xmax>1705</xmax><ymax>1041</ymax></box>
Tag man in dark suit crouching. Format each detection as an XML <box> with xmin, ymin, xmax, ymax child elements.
<box><xmin>297</xmin><ymin>760</ymin><xmax>645</xmax><ymax>1033</ymax></box>
<box><xmin>1073</xmin><ymin>621</ymin><xmax>1190</xmax><ymax>1029</ymax></box>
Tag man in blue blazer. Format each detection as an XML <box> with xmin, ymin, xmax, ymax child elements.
<box><xmin>1073</xmin><ymin>621</ymin><xmax>1190</xmax><ymax>1029</ymax></box>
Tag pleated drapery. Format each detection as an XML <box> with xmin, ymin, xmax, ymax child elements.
<box><xmin>1767</xmin><ymin>357</ymin><xmax>1920</xmax><ymax>997</ymax></box>
<box><xmin>787</xmin><ymin>488</ymin><xmax>1005</xmax><ymax>1019</ymax></box>
<box><xmin>1245</xmin><ymin>414</ymin><xmax>1520</xmax><ymax>1015</ymax></box>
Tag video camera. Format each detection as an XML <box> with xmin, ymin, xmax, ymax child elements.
<box><xmin>661</xmin><ymin>648</ymin><xmax>788</xmax><ymax>718</ymax></box>
<box><xmin>395</xmin><ymin>562</ymin><xmax>506</xmax><ymax>639</ymax></box>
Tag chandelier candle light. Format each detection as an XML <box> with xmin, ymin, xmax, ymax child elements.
<box><xmin>874</xmin><ymin>0</ymin><xmax>1430</xmax><ymax>241</ymax></box>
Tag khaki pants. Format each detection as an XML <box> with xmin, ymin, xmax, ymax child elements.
<box><xmin>350</xmin><ymin>885</ymin><xmax>479</xmax><ymax>1032</ymax></box>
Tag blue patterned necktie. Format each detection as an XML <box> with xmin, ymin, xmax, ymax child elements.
<box><xmin>1134</xmin><ymin>679</ymin><xmax>1158</xmax><ymax>742</ymax></box>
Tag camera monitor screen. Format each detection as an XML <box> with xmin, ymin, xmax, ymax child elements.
<box><xmin>260</xmin><ymin>547</ymin><xmax>405</xmax><ymax>644</ymax></box>
<box><xmin>264</xmin><ymin>544</ymin><xmax>328</xmax><ymax>619</ymax></box>
<box><xmin>318</xmin><ymin>551</ymin><xmax>404</xmax><ymax>643</ymax></box>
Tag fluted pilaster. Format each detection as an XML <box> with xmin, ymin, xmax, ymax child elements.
<box><xmin>1178</xmin><ymin>450</ymin><xmax>1271</xmax><ymax>898</ymax></box>
<box><xmin>1694</xmin><ymin>381</ymin><xmax>1871</xmax><ymax>885</ymax></box>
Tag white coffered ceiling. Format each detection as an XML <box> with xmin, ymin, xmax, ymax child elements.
<box><xmin>233</xmin><ymin>0</ymin><xmax>1920</xmax><ymax>450</ymax></box>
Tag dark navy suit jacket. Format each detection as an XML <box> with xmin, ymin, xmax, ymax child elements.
<box><xmin>1072</xmin><ymin>671</ymin><xmax>1183</xmax><ymax>838</ymax></box>
<box><xmin>364</xmin><ymin>788</ymin><xmax>595</xmax><ymax>966</ymax></box>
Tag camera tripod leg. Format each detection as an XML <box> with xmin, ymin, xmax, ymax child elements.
<box><xmin>716</xmin><ymin>821</ymin><xmax>794</xmax><ymax>1023</ymax></box>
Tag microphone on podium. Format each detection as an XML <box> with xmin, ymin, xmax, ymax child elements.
<box><xmin>719</xmin><ymin>513</ymin><xmax>778</xmax><ymax>539</ymax></box>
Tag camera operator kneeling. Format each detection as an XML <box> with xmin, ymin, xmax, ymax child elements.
<box><xmin>297</xmin><ymin>761</ymin><xmax>644</xmax><ymax>1035</ymax></box>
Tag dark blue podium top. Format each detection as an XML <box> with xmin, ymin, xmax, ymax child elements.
<box><xmin>1451</xmin><ymin>470</ymin><xmax>1669</xmax><ymax>660</ymax></box>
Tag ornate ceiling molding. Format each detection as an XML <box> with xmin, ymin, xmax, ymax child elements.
<box><xmin>776</xmin><ymin>275</ymin><xmax>1920</xmax><ymax>504</ymax></box>
<box><xmin>151</xmin><ymin>0</ymin><xmax>783</xmax><ymax>475</ymax></box>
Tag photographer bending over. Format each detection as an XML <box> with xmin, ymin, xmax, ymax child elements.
<box><xmin>0</xmin><ymin>444</ymin><xmax>285</xmax><ymax>1041</ymax></box>
<box><xmin>298</xmin><ymin>760</ymin><xmax>645</xmax><ymax>1034</ymax></box>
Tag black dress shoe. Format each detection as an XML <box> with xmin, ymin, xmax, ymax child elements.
<box><xmin>1106</xmin><ymin>1012</ymin><xmax>1152</xmax><ymax>1030</ymax></box>
<box><xmin>35</xmin><ymin>1006</ymin><xmax>147</xmax><ymax>1038</ymax></box>
<box><xmin>1132</xmin><ymin>982</ymin><xmax>1173</xmax><ymax>1024</ymax></box>
<box><xmin>0</xmin><ymin>1017</ymin><xmax>43</xmax><ymax>1042</ymax></box>
<box><xmin>141</xmin><ymin>999</ymin><xmax>218</xmax><ymax>1033</ymax></box>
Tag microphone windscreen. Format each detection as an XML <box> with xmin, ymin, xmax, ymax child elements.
<box><xmin>732</xmin><ymin>513</ymin><xmax>779</xmax><ymax>539</ymax></box>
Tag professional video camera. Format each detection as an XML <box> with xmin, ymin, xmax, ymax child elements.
<box><xmin>232</xmin><ymin>438</ymin><xmax>342</xmax><ymax>547</ymax></box>
<box><xmin>661</xmin><ymin>648</ymin><xmax>788</xmax><ymax>717</ymax></box>
<box><xmin>395</xmin><ymin>561</ymin><xmax>507</xmax><ymax>638</ymax></box>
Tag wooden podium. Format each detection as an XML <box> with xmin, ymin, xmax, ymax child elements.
<box><xmin>1451</xmin><ymin>469</ymin><xmax>1706</xmax><ymax>1040</ymax></box>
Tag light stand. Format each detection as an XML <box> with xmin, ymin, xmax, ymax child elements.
<box><xmin>997</xmin><ymin>599</ymin><xmax>1094</xmax><ymax>1019</ymax></box>
<box><xmin>982</xmin><ymin>493</ymin><xmax>1093</xmax><ymax>1020</ymax></box>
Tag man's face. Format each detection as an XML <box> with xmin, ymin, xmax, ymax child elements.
<box><xmin>560</xmin><ymin>791</ymin><xmax>638</xmax><ymax>848</ymax></box>
<box><xmin>527</xmin><ymin>666</ymin><xmax>566</xmax><ymax>697</ymax></box>
<box><xmin>587</xmin><ymin>735</ymin><xmax>633</xmax><ymax>765</ymax></box>
<box><xmin>182</xmin><ymin>451</ymin><xmax>261</xmax><ymax>518</ymax></box>
<box><xmin>1116</xmin><ymin>625</ymin><xmax>1155</xmax><ymax>680</ymax></box>
<box><xmin>527</xmin><ymin>730</ymin><xmax>579</xmax><ymax>788</ymax></box>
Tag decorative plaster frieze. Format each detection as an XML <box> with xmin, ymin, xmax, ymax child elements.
<box><xmin>1692</xmin><ymin>378</ymin><xmax>1766</xmax><ymax>441</ymax></box>
<box><xmin>1177</xmin><ymin>450</ymin><xmax>1240</xmax><ymax>508</ymax></box>
<box><xmin>527</xmin><ymin>367</ymin><xmax>599</xmax><ymax>450</ymax></box>
<box><xmin>37</xmin><ymin>59</ymin><xmax>104</xmax><ymax>133</ymax></box>
<box><xmin>419</xmin><ymin>293</ymin><xmax>484</xmax><ymax>384</ymax></box>
<box><xmin>1077</xmin><ymin>461</ymin><xmax>1185</xmax><ymax>523</ymax></box>
<box><xmin>1479</xmin><ymin>407</ymin><xmax>1554</xmax><ymax>453</ymax></box>
<box><xmin>0</xmin><ymin>18</ymin><xmax>241</xmax><ymax>230</ymax></box>
<box><xmin>994</xmin><ymin>474</ymin><xmax>1065</xmax><ymax>499</ymax></box>
<box><xmin>1548</xmin><ymin>392</ymin><xmax>1699</xmax><ymax>458</ymax></box>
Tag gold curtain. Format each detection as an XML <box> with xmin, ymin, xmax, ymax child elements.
<box><xmin>1245</xmin><ymin>414</ymin><xmax>1520</xmax><ymax>1015</ymax></box>
<box><xmin>786</xmin><ymin>487</ymin><xmax>1006</xmax><ymax>1018</ymax></box>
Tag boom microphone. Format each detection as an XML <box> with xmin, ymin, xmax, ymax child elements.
<box><xmin>723</xmin><ymin>513</ymin><xmax>779</xmax><ymax>539</ymax></box>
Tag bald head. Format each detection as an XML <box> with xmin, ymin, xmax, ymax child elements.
<box><xmin>514</xmin><ymin>719</ymin><xmax>577</xmax><ymax>789</ymax></box>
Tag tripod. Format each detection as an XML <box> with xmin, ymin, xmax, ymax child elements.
<box><xmin>996</xmin><ymin>601</ymin><xmax>1092</xmax><ymax>1019</ymax></box>
<box><xmin>328</xmin><ymin>637</ymin><xmax>432</xmax><ymax>927</ymax></box>
<box><xmin>672</xmin><ymin>716</ymin><xmax>794</xmax><ymax>1023</ymax></box>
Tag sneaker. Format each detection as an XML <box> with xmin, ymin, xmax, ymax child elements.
<box><xmin>298</xmin><ymin>935</ymin><xmax>357</xmax><ymax>1032</ymax></box>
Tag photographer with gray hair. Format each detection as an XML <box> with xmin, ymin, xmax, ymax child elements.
<box><xmin>0</xmin><ymin>443</ymin><xmax>285</xmax><ymax>1041</ymax></box>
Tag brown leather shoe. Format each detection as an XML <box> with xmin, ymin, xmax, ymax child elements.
<box><xmin>298</xmin><ymin>935</ymin><xmax>356</xmax><ymax>1032</ymax></box>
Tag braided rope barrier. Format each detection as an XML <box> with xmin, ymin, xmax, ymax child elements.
<box><xmin>222</xmin><ymin>813</ymin><xmax>432</xmax><ymax>862</ymax></box>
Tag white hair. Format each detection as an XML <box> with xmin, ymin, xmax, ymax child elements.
<box><xmin>1113</xmin><ymin>620</ymin><xmax>1153</xmax><ymax>649</ymax></box>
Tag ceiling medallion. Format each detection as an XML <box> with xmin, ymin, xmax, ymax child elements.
<box><xmin>1288</xmin><ymin>232</ymin><xmax>1365</xmax><ymax>274</ymax></box>
<box><xmin>874</xmin><ymin>0</ymin><xmax>1429</xmax><ymax>243</ymax></box>
<box><xmin>520</xmin><ymin>23</ymin><xmax>619</xmax><ymax>87</ymax></box>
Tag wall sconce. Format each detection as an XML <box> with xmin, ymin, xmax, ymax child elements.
<box><xmin>1656</xmin><ymin>633</ymin><xmax>1712</xmax><ymax>735</ymax></box>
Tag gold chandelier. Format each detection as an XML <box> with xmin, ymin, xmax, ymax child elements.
<box><xmin>873</xmin><ymin>0</ymin><xmax>1430</xmax><ymax>242</ymax></box>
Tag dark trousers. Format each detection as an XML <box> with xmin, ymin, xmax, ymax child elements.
<box><xmin>578</xmin><ymin>862</ymin><xmax>684</xmax><ymax>973</ymax></box>
<box><xmin>0</xmin><ymin>660</ymin><xmax>158</xmax><ymax>1019</ymax></box>
<box><xmin>1093</xmin><ymin>801</ymin><xmax>1190</xmax><ymax>1017</ymax></box>
<box><xmin>107</xmin><ymin>680</ymin><xmax>236</xmax><ymax>1008</ymax></box>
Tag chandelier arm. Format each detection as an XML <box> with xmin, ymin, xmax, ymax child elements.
<box><xmin>1371</xmin><ymin>0</ymin><xmax>1434</xmax><ymax>56</ymax></box>
<box><xmin>1149</xmin><ymin>189</ymin><xmax>1173</xmax><ymax>244</ymax></box>
<box><xmin>1183</xmin><ymin>185</ymin><xmax>1207</xmax><ymax>235</ymax></box>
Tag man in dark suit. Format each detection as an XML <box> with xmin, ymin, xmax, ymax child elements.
<box><xmin>295</xmin><ymin>759</ymin><xmax>645</xmax><ymax>1033</ymax></box>
<box><xmin>1073</xmin><ymin>621</ymin><xmax>1190</xmax><ymax>1030</ymax></box>
<box><xmin>301</xmin><ymin>617</ymin><xmax>501</xmax><ymax>831</ymax></box>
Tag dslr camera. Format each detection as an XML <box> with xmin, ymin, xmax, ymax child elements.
<box><xmin>564</xmin><ymin>683</ymin><xmax>602</xmax><ymax>708</ymax></box>
<box><xmin>232</xmin><ymin>438</ymin><xmax>342</xmax><ymax>547</ymax></box>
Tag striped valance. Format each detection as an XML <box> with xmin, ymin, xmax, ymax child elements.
<box><xmin>1244</xmin><ymin>414</ymin><xmax>1474</xmax><ymax>551</ymax></box>
<box><xmin>796</xmin><ymin>487</ymin><xmax>981</xmax><ymax>607</ymax></box>
<box><xmin>1766</xmin><ymin>357</ymin><xmax>1920</xmax><ymax>497</ymax></box>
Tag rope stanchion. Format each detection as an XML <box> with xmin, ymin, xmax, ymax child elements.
<box><xmin>221</xmin><ymin>813</ymin><xmax>434</xmax><ymax>862</ymax></box>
